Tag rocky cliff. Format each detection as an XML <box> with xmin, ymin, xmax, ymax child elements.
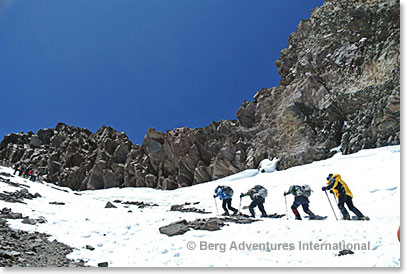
<box><xmin>0</xmin><ymin>0</ymin><xmax>399</xmax><ymax>190</ymax></box>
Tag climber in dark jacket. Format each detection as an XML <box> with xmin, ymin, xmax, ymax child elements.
<box><xmin>240</xmin><ymin>186</ymin><xmax>268</xmax><ymax>218</ymax></box>
<box><xmin>18</xmin><ymin>165</ymin><xmax>25</xmax><ymax>176</ymax></box>
<box><xmin>322</xmin><ymin>174</ymin><xmax>366</xmax><ymax>220</ymax></box>
<box><xmin>284</xmin><ymin>185</ymin><xmax>316</xmax><ymax>220</ymax></box>
<box><xmin>13</xmin><ymin>163</ymin><xmax>20</xmax><ymax>175</ymax></box>
<box><xmin>214</xmin><ymin>186</ymin><xmax>238</xmax><ymax>216</ymax></box>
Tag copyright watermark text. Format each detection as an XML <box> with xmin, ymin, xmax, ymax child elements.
<box><xmin>186</xmin><ymin>240</ymin><xmax>371</xmax><ymax>253</ymax></box>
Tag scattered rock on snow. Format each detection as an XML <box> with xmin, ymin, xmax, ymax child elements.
<box><xmin>160</xmin><ymin>216</ymin><xmax>260</xmax><ymax>237</ymax></box>
<box><xmin>117</xmin><ymin>200</ymin><xmax>158</xmax><ymax>208</ymax></box>
<box><xmin>21</xmin><ymin>217</ymin><xmax>47</xmax><ymax>225</ymax></box>
<box><xmin>98</xmin><ymin>262</ymin><xmax>108</xmax><ymax>267</ymax></box>
<box><xmin>170</xmin><ymin>203</ymin><xmax>211</xmax><ymax>214</ymax></box>
<box><xmin>159</xmin><ymin>220</ymin><xmax>190</xmax><ymax>237</ymax></box>
<box><xmin>338</xmin><ymin>249</ymin><xmax>354</xmax><ymax>256</ymax></box>
<box><xmin>105</xmin><ymin>202</ymin><xmax>117</xmax><ymax>208</ymax></box>
<box><xmin>49</xmin><ymin>201</ymin><xmax>65</xmax><ymax>205</ymax></box>
<box><xmin>0</xmin><ymin>175</ymin><xmax>30</xmax><ymax>188</ymax></box>
<box><xmin>0</xmin><ymin>208</ymin><xmax>23</xmax><ymax>219</ymax></box>
<box><xmin>85</xmin><ymin>245</ymin><xmax>95</xmax><ymax>251</ymax></box>
<box><xmin>0</xmin><ymin>172</ymin><xmax>12</xmax><ymax>178</ymax></box>
<box><xmin>224</xmin><ymin>215</ymin><xmax>259</xmax><ymax>224</ymax></box>
<box><xmin>21</xmin><ymin>219</ymin><xmax>37</xmax><ymax>225</ymax></box>
<box><xmin>0</xmin><ymin>220</ymin><xmax>76</xmax><ymax>266</ymax></box>
<box><xmin>188</xmin><ymin>218</ymin><xmax>224</xmax><ymax>231</ymax></box>
<box><xmin>0</xmin><ymin>188</ymin><xmax>41</xmax><ymax>204</ymax></box>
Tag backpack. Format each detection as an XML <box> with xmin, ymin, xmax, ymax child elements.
<box><xmin>301</xmin><ymin>185</ymin><xmax>312</xmax><ymax>197</ymax></box>
<box><xmin>254</xmin><ymin>185</ymin><xmax>268</xmax><ymax>198</ymax></box>
<box><xmin>221</xmin><ymin>186</ymin><xmax>234</xmax><ymax>197</ymax></box>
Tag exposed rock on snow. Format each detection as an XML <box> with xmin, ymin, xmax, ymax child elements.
<box><xmin>21</xmin><ymin>217</ymin><xmax>47</xmax><ymax>225</ymax></box>
<box><xmin>338</xmin><ymin>249</ymin><xmax>355</xmax><ymax>256</ymax></box>
<box><xmin>159</xmin><ymin>220</ymin><xmax>190</xmax><ymax>237</ymax></box>
<box><xmin>0</xmin><ymin>175</ymin><xmax>30</xmax><ymax>189</ymax></box>
<box><xmin>113</xmin><ymin>200</ymin><xmax>158</xmax><ymax>208</ymax></box>
<box><xmin>104</xmin><ymin>202</ymin><xmax>117</xmax><ymax>209</ymax></box>
<box><xmin>49</xmin><ymin>201</ymin><xmax>65</xmax><ymax>205</ymax></box>
<box><xmin>189</xmin><ymin>218</ymin><xmax>224</xmax><ymax>231</ymax></box>
<box><xmin>0</xmin><ymin>208</ymin><xmax>23</xmax><ymax>220</ymax></box>
<box><xmin>0</xmin><ymin>215</ymin><xmax>76</xmax><ymax>267</ymax></box>
<box><xmin>170</xmin><ymin>203</ymin><xmax>211</xmax><ymax>214</ymax></box>
<box><xmin>160</xmin><ymin>216</ymin><xmax>260</xmax><ymax>237</ymax></box>
<box><xmin>0</xmin><ymin>188</ymin><xmax>41</xmax><ymax>204</ymax></box>
<box><xmin>85</xmin><ymin>245</ymin><xmax>95</xmax><ymax>251</ymax></box>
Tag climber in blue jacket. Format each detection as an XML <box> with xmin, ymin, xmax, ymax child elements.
<box><xmin>214</xmin><ymin>186</ymin><xmax>238</xmax><ymax>216</ymax></box>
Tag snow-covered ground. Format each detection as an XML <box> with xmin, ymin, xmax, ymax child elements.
<box><xmin>0</xmin><ymin>145</ymin><xmax>400</xmax><ymax>267</ymax></box>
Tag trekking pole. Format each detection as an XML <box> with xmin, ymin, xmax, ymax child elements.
<box><xmin>284</xmin><ymin>194</ymin><xmax>289</xmax><ymax>220</ymax></box>
<box><xmin>324</xmin><ymin>191</ymin><xmax>338</xmax><ymax>221</ymax></box>
<box><xmin>332</xmin><ymin>194</ymin><xmax>343</xmax><ymax>219</ymax></box>
<box><xmin>214</xmin><ymin>197</ymin><xmax>219</xmax><ymax>215</ymax></box>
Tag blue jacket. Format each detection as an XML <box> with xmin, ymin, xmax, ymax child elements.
<box><xmin>215</xmin><ymin>187</ymin><xmax>232</xmax><ymax>200</ymax></box>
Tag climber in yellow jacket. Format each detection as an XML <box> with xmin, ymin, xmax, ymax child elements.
<box><xmin>322</xmin><ymin>174</ymin><xmax>366</xmax><ymax>220</ymax></box>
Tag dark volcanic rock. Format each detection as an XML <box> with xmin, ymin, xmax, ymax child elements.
<box><xmin>188</xmin><ymin>218</ymin><xmax>224</xmax><ymax>231</ymax></box>
<box><xmin>338</xmin><ymin>249</ymin><xmax>355</xmax><ymax>256</ymax></box>
<box><xmin>49</xmin><ymin>201</ymin><xmax>65</xmax><ymax>205</ymax></box>
<box><xmin>159</xmin><ymin>220</ymin><xmax>190</xmax><ymax>237</ymax></box>
<box><xmin>85</xmin><ymin>245</ymin><xmax>95</xmax><ymax>251</ymax></box>
<box><xmin>0</xmin><ymin>189</ymin><xmax>41</xmax><ymax>204</ymax></box>
<box><xmin>104</xmin><ymin>202</ymin><xmax>117</xmax><ymax>209</ymax></box>
<box><xmin>0</xmin><ymin>214</ymin><xmax>76</xmax><ymax>267</ymax></box>
<box><xmin>160</xmin><ymin>216</ymin><xmax>259</xmax><ymax>237</ymax></box>
<box><xmin>0</xmin><ymin>0</ymin><xmax>399</xmax><ymax>190</ymax></box>
<box><xmin>170</xmin><ymin>203</ymin><xmax>211</xmax><ymax>214</ymax></box>
<box><xmin>118</xmin><ymin>200</ymin><xmax>158</xmax><ymax>208</ymax></box>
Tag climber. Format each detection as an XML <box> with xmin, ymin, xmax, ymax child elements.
<box><xmin>18</xmin><ymin>164</ymin><xmax>25</xmax><ymax>176</ymax></box>
<box><xmin>30</xmin><ymin>170</ymin><xmax>37</xmax><ymax>182</ymax></box>
<box><xmin>322</xmin><ymin>174</ymin><xmax>366</xmax><ymax>220</ymax></box>
<box><xmin>284</xmin><ymin>185</ymin><xmax>317</xmax><ymax>220</ymax></box>
<box><xmin>25</xmin><ymin>167</ymin><xmax>32</xmax><ymax>179</ymax></box>
<box><xmin>28</xmin><ymin>169</ymin><xmax>34</xmax><ymax>181</ymax></box>
<box><xmin>13</xmin><ymin>163</ymin><xmax>20</xmax><ymax>175</ymax></box>
<box><xmin>214</xmin><ymin>185</ymin><xmax>238</xmax><ymax>216</ymax></box>
<box><xmin>240</xmin><ymin>185</ymin><xmax>268</xmax><ymax>218</ymax></box>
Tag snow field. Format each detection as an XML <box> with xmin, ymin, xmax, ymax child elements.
<box><xmin>0</xmin><ymin>145</ymin><xmax>400</xmax><ymax>267</ymax></box>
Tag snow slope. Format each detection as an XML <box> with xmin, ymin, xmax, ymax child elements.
<box><xmin>0</xmin><ymin>145</ymin><xmax>400</xmax><ymax>267</ymax></box>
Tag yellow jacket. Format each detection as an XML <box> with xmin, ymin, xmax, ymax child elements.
<box><xmin>326</xmin><ymin>174</ymin><xmax>353</xmax><ymax>198</ymax></box>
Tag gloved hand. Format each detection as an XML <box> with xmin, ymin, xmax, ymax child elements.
<box><xmin>240</xmin><ymin>193</ymin><xmax>244</xmax><ymax>198</ymax></box>
<box><xmin>283</xmin><ymin>192</ymin><xmax>288</xmax><ymax>196</ymax></box>
<box><xmin>322</xmin><ymin>186</ymin><xmax>327</xmax><ymax>191</ymax></box>
<box><xmin>330</xmin><ymin>190</ymin><xmax>334</xmax><ymax>194</ymax></box>
<box><xmin>213</xmin><ymin>194</ymin><xmax>216</xmax><ymax>198</ymax></box>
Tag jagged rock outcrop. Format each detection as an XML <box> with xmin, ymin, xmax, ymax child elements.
<box><xmin>0</xmin><ymin>0</ymin><xmax>399</xmax><ymax>190</ymax></box>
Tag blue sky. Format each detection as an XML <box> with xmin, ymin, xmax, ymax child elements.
<box><xmin>0</xmin><ymin>0</ymin><xmax>324</xmax><ymax>145</ymax></box>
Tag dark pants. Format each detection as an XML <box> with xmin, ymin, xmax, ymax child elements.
<box><xmin>338</xmin><ymin>195</ymin><xmax>364</xmax><ymax>218</ymax></box>
<box><xmin>291</xmin><ymin>201</ymin><xmax>315</xmax><ymax>218</ymax></box>
<box><xmin>222</xmin><ymin>198</ymin><xmax>237</xmax><ymax>213</ymax></box>
<box><xmin>249</xmin><ymin>197</ymin><xmax>267</xmax><ymax>217</ymax></box>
